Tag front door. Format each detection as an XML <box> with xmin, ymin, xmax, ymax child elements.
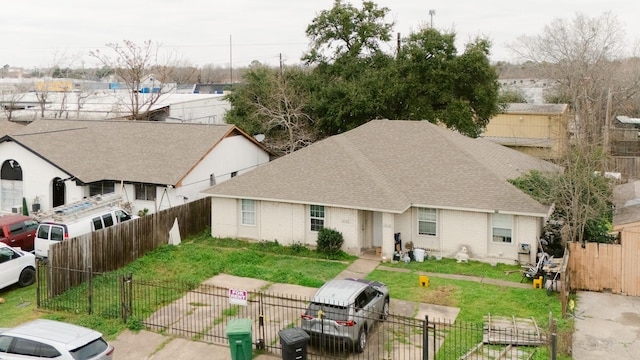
<box><xmin>52</xmin><ymin>178</ymin><xmax>65</xmax><ymax>207</ymax></box>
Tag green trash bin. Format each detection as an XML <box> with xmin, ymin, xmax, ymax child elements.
<box><xmin>226</xmin><ymin>318</ymin><xmax>253</xmax><ymax>360</ymax></box>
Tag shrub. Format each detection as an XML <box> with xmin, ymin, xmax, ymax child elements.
<box><xmin>316</xmin><ymin>228</ymin><xmax>344</xmax><ymax>257</ymax></box>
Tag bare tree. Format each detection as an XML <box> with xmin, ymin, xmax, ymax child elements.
<box><xmin>0</xmin><ymin>84</ymin><xmax>28</xmax><ymax>121</ymax></box>
<box><xmin>254</xmin><ymin>70</ymin><xmax>315</xmax><ymax>154</ymax></box>
<box><xmin>90</xmin><ymin>40</ymin><xmax>176</xmax><ymax>120</ymax></box>
<box><xmin>509</xmin><ymin>12</ymin><xmax>639</xmax><ymax>147</ymax></box>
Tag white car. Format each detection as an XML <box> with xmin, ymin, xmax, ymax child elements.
<box><xmin>0</xmin><ymin>243</ymin><xmax>36</xmax><ymax>290</ymax></box>
<box><xmin>0</xmin><ymin>319</ymin><xmax>114</xmax><ymax>359</ymax></box>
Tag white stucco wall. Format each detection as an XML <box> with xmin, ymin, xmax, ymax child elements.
<box><xmin>167</xmin><ymin>96</ymin><xmax>230</xmax><ymax>124</ymax></box>
<box><xmin>211</xmin><ymin>197</ymin><xmax>239</xmax><ymax>237</ymax></box>
<box><xmin>179</xmin><ymin>134</ymin><xmax>269</xmax><ymax>208</ymax></box>
<box><xmin>208</xmin><ymin>197</ymin><xmax>544</xmax><ymax>263</ymax></box>
<box><xmin>0</xmin><ymin>141</ymin><xmax>84</xmax><ymax>212</ymax></box>
<box><xmin>210</xmin><ymin>199</ymin><xmax>365</xmax><ymax>255</ymax></box>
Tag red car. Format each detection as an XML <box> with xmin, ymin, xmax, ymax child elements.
<box><xmin>0</xmin><ymin>214</ymin><xmax>38</xmax><ymax>252</ymax></box>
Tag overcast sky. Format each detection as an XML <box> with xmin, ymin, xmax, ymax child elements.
<box><xmin>1</xmin><ymin>0</ymin><xmax>638</xmax><ymax>70</ymax></box>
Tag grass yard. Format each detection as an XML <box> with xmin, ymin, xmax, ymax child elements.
<box><xmin>0</xmin><ymin>232</ymin><xmax>573</xmax><ymax>358</ymax></box>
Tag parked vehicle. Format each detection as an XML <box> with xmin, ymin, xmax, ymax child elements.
<box><xmin>34</xmin><ymin>194</ymin><xmax>137</xmax><ymax>258</ymax></box>
<box><xmin>301</xmin><ymin>278</ymin><xmax>389</xmax><ymax>353</ymax></box>
<box><xmin>0</xmin><ymin>214</ymin><xmax>38</xmax><ymax>252</ymax></box>
<box><xmin>0</xmin><ymin>243</ymin><xmax>36</xmax><ymax>290</ymax></box>
<box><xmin>0</xmin><ymin>319</ymin><xmax>114</xmax><ymax>359</ymax></box>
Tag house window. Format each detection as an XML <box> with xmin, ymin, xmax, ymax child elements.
<box><xmin>241</xmin><ymin>199</ymin><xmax>256</xmax><ymax>226</ymax></box>
<box><xmin>1</xmin><ymin>159</ymin><xmax>23</xmax><ymax>212</ymax></box>
<box><xmin>418</xmin><ymin>208</ymin><xmax>437</xmax><ymax>236</ymax></box>
<box><xmin>492</xmin><ymin>213</ymin><xmax>513</xmax><ymax>243</ymax></box>
<box><xmin>135</xmin><ymin>184</ymin><xmax>156</xmax><ymax>201</ymax></box>
<box><xmin>310</xmin><ymin>205</ymin><xmax>325</xmax><ymax>232</ymax></box>
<box><xmin>89</xmin><ymin>181</ymin><xmax>115</xmax><ymax>196</ymax></box>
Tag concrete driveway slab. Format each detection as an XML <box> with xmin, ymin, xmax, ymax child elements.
<box><xmin>203</xmin><ymin>274</ymin><xmax>270</xmax><ymax>291</ymax></box>
<box><xmin>264</xmin><ymin>283</ymin><xmax>317</xmax><ymax>299</ymax></box>
<box><xmin>110</xmin><ymin>330</ymin><xmax>168</xmax><ymax>360</ymax></box>
<box><xmin>147</xmin><ymin>337</ymin><xmax>227</xmax><ymax>360</ymax></box>
<box><xmin>572</xmin><ymin>291</ymin><xmax>640</xmax><ymax>359</ymax></box>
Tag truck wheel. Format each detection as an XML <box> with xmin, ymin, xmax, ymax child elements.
<box><xmin>18</xmin><ymin>268</ymin><xmax>36</xmax><ymax>287</ymax></box>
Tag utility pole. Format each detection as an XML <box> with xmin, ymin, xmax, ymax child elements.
<box><xmin>429</xmin><ymin>9</ymin><xmax>436</xmax><ymax>28</ymax></box>
<box><xmin>603</xmin><ymin>89</ymin><xmax>613</xmax><ymax>155</ymax></box>
<box><xmin>229</xmin><ymin>34</ymin><xmax>233</xmax><ymax>87</ymax></box>
<box><xmin>396</xmin><ymin>32</ymin><xmax>401</xmax><ymax>59</ymax></box>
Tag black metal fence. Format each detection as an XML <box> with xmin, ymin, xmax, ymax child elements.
<box><xmin>36</xmin><ymin>267</ymin><xmax>554</xmax><ymax>360</ymax></box>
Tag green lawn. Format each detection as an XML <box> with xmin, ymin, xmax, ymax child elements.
<box><xmin>0</xmin><ymin>232</ymin><xmax>572</xmax><ymax>358</ymax></box>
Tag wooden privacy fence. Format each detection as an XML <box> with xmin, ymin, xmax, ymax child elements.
<box><xmin>45</xmin><ymin>197</ymin><xmax>211</xmax><ymax>296</ymax></box>
<box><xmin>568</xmin><ymin>233</ymin><xmax>640</xmax><ymax>296</ymax></box>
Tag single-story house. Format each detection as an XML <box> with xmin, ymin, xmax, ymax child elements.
<box><xmin>0</xmin><ymin>119</ymin><xmax>271</xmax><ymax>215</ymax></box>
<box><xmin>203</xmin><ymin>120</ymin><xmax>561</xmax><ymax>264</ymax></box>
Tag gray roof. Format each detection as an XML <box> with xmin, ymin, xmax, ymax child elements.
<box><xmin>5</xmin><ymin>119</ymin><xmax>243</xmax><ymax>185</ymax></box>
<box><xmin>0</xmin><ymin>120</ymin><xmax>26</xmax><ymax>136</ymax></box>
<box><xmin>204</xmin><ymin>120</ymin><xmax>560</xmax><ymax>215</ymax></box>
<box><xmin>504</xmin><ymin>103</ymin><xmax>568</xmax><ymax>114</ymax></box>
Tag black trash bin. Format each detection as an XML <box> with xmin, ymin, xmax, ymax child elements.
<box><xmin>279</xmin><ymin>327</ymin><xmax>310</xmax><ymax>360</ymax></box>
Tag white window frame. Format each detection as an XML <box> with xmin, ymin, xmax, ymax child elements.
<box><xmin>310</xmin><ymin>205</ymin><xmax>325</xmax><ymax>232</ymax></box>
<box><xmin>417</xmin><ymin>208</ymin><xmax>437</xmax><ymax>236</ymax></box>
<box><xmin>492</xmin><ymin>213</ymin><xmax>513</xmax><ymax>243</ymax></box>
<box><xmin>241</xmin><ymin>199</ymin><xmax>256</xmax><ymax>226</ymax></box>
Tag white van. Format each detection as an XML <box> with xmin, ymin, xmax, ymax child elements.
<box><xmin>34</xmin><ymin>194</ymin><xmax>137</xmax><ymax>258</ymax></box>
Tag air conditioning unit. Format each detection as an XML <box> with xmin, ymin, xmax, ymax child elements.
<box><xmin>11</xmin><ymin>206</ymin><xmax>22</xmax><ymax>214</ymax></box>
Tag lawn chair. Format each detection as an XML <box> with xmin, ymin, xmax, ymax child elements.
<box><xmin>521</xmin><ymin>253</ymin><xmax>549</xmax><ymax>282</ymax></box>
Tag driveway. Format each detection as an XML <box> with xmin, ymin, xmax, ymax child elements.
<box><xmin>572</xmin><ymin>290</ymin><xmax>640</xmax><ymax>359</ymax></box>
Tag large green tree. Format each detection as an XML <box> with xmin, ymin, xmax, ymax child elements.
<box><xmin>302</xmin><ymin>1</ymin><xmax>500</xmax><ymax>137</ymax></box>
<box><xmin>227</xmin><ymin>1</ymin><xmax>502</xmax><ymax>145</ymax></box>
<box><xmin>393</xmin><ymin>29</ymin><xmax>501</xmax><ymax>137</ymax></box>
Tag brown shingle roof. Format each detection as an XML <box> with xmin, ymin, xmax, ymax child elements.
<box><xmin>204</xmin><ymin>120</ymin><xmax>560</xmax><ymax>215</ymax></box>
<box><xmin>8</xmin><ymin>119</ymin><xmax>239</xmax><ymax>185</ymax></box>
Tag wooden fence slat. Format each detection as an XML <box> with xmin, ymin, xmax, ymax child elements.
<box><xmin>568</xmin><ymin>234</ymin><xmax>640</xmax><ymax>296</ymax></box>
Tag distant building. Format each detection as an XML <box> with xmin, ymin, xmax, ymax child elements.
<box><xmin>481</xmin><ymin>103</ymin><xmax>569</xmax><ymax>161</ymax></box>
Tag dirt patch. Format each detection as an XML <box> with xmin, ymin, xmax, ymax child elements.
<box><xmin>421</xmin><ymin>285</ymin><xmax>457</xmax><ymax>307</ymax></box>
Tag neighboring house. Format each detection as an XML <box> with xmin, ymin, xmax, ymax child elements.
<box><xmin>0</xmin><ymin>119</ymin><xmax>271</xmax><ymax>216</ymax></box>
<box><xmin>481</xmin><ymin>103</ymin><xmax>569</xmax><ymax>161</ymax></box>
<box><xmin>203</xmin><ymin>120</ymin><xmax>561</xmax><ymax>264</ymax></box>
